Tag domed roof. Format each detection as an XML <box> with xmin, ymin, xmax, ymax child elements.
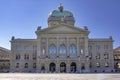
<box><xmin>49</xmin><ymin>10</ymin><xmax>73</xmax><ymax>17</ymax></box>
<box><xmin>49</xmin><ymin>4</ymin><xmax>73</xmax><ymax>17</ymax></box>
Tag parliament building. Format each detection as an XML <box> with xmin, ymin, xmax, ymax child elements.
<box><xmin>10</xmin><ymin>5</ymin><xmax>114</xmax><ymax>73</ymax></box>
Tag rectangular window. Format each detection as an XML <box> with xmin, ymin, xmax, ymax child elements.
<box><xmin>24</xmin><ymin>46</ymin><xmax>29</xmax><ymax>51</ymax></box>
<box><xmin>15</xmin><ymin>46</ymin><xmax>20</xmax><ymax>50</ymax></box>
<box><xmin>16</xmin><ymin>54</ymin><xmax>20</xmax><ymax>60</ymax></box>
<box><xmin>16</xmin><ymin>63</ymin><xmax>19</xmax><ymax>68</ymax></box>
<box><xmin>33</xmin><ymin>53</ymin><xmax>37</xmax><ymax>60</ymax></box>
<box><xmin>33</xmin><ymin>45</ymin><xmax>37</xmax><ymax>50</ymax></box>
<box><xmin>33</xmin><ymin>63</ymin><xmax>36</xmax><ymax>68</ymax></box>
<box><xmin>96</xmin><ymin>45</ymin><xmax>100</xmax><ymax>50</ymax></box>
<box><xmin>96</xmin><ymin>53</ymin><xmax>100</xmax><ymax>59</ymax></box>
<box><xmin>105</xmin><ymin>62</ymin><xmax>109</xmax><ymax>67</ymax></box>
<box><xmin>24</xmin><ymin>54</ymin><xmax>29</xmax><ymax>60</ymax></box>
<box><xmin>96</xmin><ymin>62</ymin><xmax>100</xmax><ymax>67</ymax></box>
<box><xmin>104</xmin><ymin>54</ymin><xmax>109</xmax><ymax>59</ymax></box>
<box><xmin>104</xmin><ymin>45</ymin><xmax>108</xmax><ymax>50</ymax></box>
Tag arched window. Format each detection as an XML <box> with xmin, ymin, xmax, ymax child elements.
<box><xmin>25</xmin><ymin>63</ymin><xmax>28</xmax><ymax>68</ymax></box>
<box><xmin>59</xmin><ymin>44</ymin><xmax>66</xmax><ymax>54</ymax></box>
<box><xmin>69</xmin><ymin>44</ymin><xmax>77</xmax><ymax>54</ymax></box>
<box><xmin>33</xmin><ymin>63</ymin><xmax>36</xmax><ymax>68</ymax></box>
<box><xmin>49</xmin><ymin>44</ymin><xmax>56</xmax><ymax>54</ymax></box>
<box><xmin>16</xmin><ymin>63</ymin><xmax>19</xmax><ymax>68</ymax></box>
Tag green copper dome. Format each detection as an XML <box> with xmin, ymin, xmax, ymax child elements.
<box><xmin>49</xmin><ymin>10</ymin><xmax>73</xmax><ymax>17</ymax></box>
<box><xmin>49</xmin><ymin>4</ymin><xmax>73</xmax><ymax>17</ymax></box>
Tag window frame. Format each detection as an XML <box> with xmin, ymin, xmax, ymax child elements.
<box><xmin>69</xmin><ymin>44</ymin><xmax>77</xmax><ymax>54</ymax></box>
<box><xmin>59</xmin><ymin>44</ymin><xmax>66</xmax><ymax>54</ymax></box>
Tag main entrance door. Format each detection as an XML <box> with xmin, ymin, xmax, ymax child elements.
<box><xmin>60</xmin><ymin>62</ymin><xmax>66</xmax><ymax>73</ymax></box>
<box><xmin>49</xmin><ymin>63</ymin><xmax>56</xmax><ymax>72</ymax></box>
<box><xmin>70</xmin><ymin>62</ymin><xmax>76</xmax><ymax>73</ymax></box>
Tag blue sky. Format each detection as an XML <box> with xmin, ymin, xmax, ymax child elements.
<box><xmin>0</xmin><ymin>0</ymin><xmax>120</xmax><ymax>49</ymax></box>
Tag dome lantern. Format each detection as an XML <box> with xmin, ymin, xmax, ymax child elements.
<box><xmin>58</xmin><ymin>4</ymin><xmax>64</xmax><ymax>12</ymax></box>
<box><xmin>48</xmin><ymin>5</ymin><xmax>75</xmax><ymax>27</ymax></box>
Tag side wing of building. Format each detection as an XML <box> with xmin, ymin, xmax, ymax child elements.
<box><xmin>10</xmin><ymin>38</ymin><xmax>37</xmax><ymax>72</ymax></box>
<box><xmin>0</xmin><ymin>47</ymin><xmax>10</xmax><ymax>72</ymax></box>
<box><xmin>88</xmin><ymin>37</ymin><xmax>114</xmax><ymax>72</ymax></box>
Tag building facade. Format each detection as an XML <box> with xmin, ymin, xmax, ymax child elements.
<box><xmin>0</xmin><ymin>47</ymin><xmax>10</xmax><ymax>72</ymax></box>
<box><xmin>10</xmin><ymin>5</ymin><xmax>114</xmax><ymax>73</ymax></box>
<box><xmin>114</xmin><ymin>46</ymin><xmax>120</xmax><ymax>72</ymax></box>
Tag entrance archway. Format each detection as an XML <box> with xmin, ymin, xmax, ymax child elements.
<box><xmin>81</xmin><ymin>63</ymin><xmax>85</xmax><ymax>72</ymax></box>
<box><xmin>60</xmin><ymin>62</ymin><xmax>66</xmax><ymax>73</ymax></box>
<box><xmin>49</xmin><ymin>63</ymin><xmax>56</xmax><ymax>72</ymax></box>
<box><xmin>70</xmin><ymin>62</ymin><xmax>76</xmax><ymax>73</ymax></box>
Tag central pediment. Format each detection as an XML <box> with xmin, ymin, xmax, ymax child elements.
<box><xmin>36</xmin><ymin>23</ymin><xmax>89</xmax><ymax>35</ymax></box>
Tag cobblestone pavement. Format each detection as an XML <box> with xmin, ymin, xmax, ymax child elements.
<box><xmin>0</xmin><ymin>73</ymin><xmax>120</xmax><ymax>80</ymax></box>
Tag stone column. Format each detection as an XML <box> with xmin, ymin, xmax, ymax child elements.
<box><xmin>85</xmin><ymin>61</ymin><xmax>90</xmax><ymax>73</ymax></box>
<box><xmin>66</xmin><ymin>61</ymin><xmax>70</xmax><ymax>73</ymax></box>
<box><xmin>84</xmin><ymin>36</ymin><xmax>89</xmax><ymax>56</ymax></box>
<box><xmin>46</xmin><ymin>61</ymin><xmax>49</xmax><ymax>73</ymax></box>
<box><xmin>46</xmin><ymin>37</ymin><xmax>49</xmax><ymax>57</ymax></box>
<box><xmin>36</xmin><ymin>37</ymin><xmax>41</xmax><ymax>72</ymax></box>
<box><xmin>84</xmin><ymin>36</ymin><xmax>90</xmax><ymax>72</ymax></box>
<box><xmin>56</xmin><ymin>62</ymin><xmax>60</xmax><ymax>73</ymax></box>
<box><xmin>56</xmin><ymin>37</ymin><xmax>59</xmax><ymax>57</ymax></box>
<box><xmin>77</xmin><ymin>37</ymin><xmax>80</xmax><ymax>57</ymax></box>
<box><xmin>76</xmin><ymin>61</ymin><xmax>81</xmax><ymax>73</ymax></box>
<box><xmin>66</xmin><ymin>37</ymin><xmax>69</xmax><ymax>57</ymax></box>
<box><xmin>77</xmin><ymin>61</ymin><xmax>81</xmax><ymax>73</ymax></box>
<box><xmin>37</xmin><ymin>37</ymin><xmax>41</xmax><ymax>59</ymax></box>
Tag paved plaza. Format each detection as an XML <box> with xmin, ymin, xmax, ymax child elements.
<box><xmin>0</xmin><ymin>73</ymin><xmax>120</xmax><ymax>80</ymax></box>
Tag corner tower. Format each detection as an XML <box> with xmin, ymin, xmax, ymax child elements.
<box><xmin>48</xmin><ymin>4</ymin><xmax>75</xmax><ymax>27</ymax></box>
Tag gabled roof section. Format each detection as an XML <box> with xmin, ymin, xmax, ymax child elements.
<box><xmin>36</xmin><ymin>23</ymin><xmax>89</xmax><ymax>35</ymax></box>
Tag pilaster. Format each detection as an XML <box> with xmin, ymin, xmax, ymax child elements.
<box><xmin>56</xmin><ymin>37</ymin><xmax>59</xmax><ymax>57</ymax></box>
<box><xmin>56</xmin><ymin>62</ymin><xmax>60</xmax><ymax>72</ymax></box>
<box><xmin>66</xmin><ymin>37</ymin><xmax>69</xmax><ymax>56</ymax></box>
<box><xmin>77</xmin><ymin>37</ymin><xmax>80</xmax><ymax>57</ymax></box>
<box><xmin>46</xmin><ymin>37</ymin><xmax>49</xmax><ymax>57</ymax></box>
<box><xmin>84</xmin><ymin>36</ymin><xmax>89</xmax><ymax>56</ymax></box>
<box><xmin>66</xmin><ymin>62</ymin><xmax>70</xmax><ymax>73</ymax></box>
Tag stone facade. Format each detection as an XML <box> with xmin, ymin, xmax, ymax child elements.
<box><xmin>114</xmin><ymin>46</ymin><xmax>120</xmax><ymax>72</ymax></box>
<box><xmin>10</xmin><ymin>5</ymin><xmax>114</xmax><ymax>73</ymax></box>
<box><xmin>0</xmin><ymin>47</ymin><xmax>10</xmax><ymax>72</ymax></box>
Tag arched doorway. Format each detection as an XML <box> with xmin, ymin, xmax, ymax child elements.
<box><xmin>41</xmin><ymin>66</ymin><xmax>45</xmax><ymax>71</ymax></box>
<box><xmin>81</xmin><ymin>63</ymin><xmax>85</xmax><ymax>72</ymax></box>
<box><xmin>70</xmin><ymin>62</ymin><xmax>76</xmax><ymax>73</ymax></box>
<box><xmin>49</xmin><ymin>63</ymin><xmax>56</xmax><ymax>72</ymax></box>
<box><xmin>60</xmin><ymin>62</ymin><xmax>66</xmax><ymax>73</ymax></box>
